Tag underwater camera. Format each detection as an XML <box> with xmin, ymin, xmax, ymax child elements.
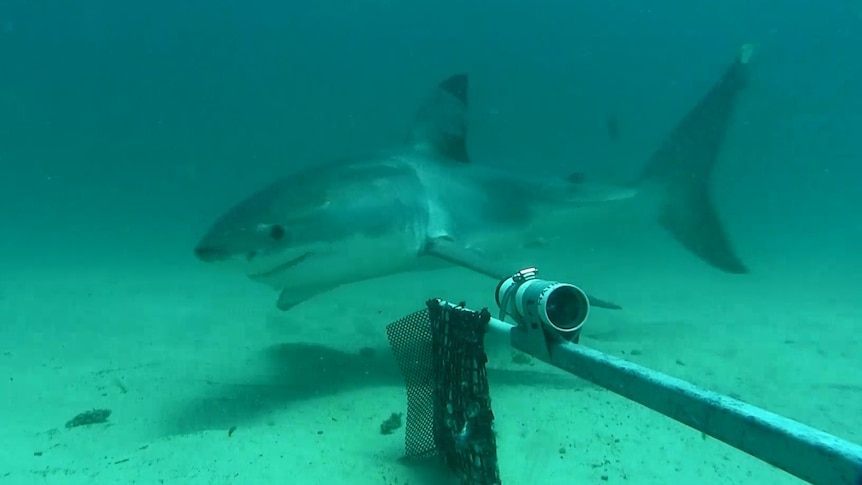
<box><xmin>494</xmin><ymin>267</ymin><xmax>589</xmax><ymax>340</ymax></box>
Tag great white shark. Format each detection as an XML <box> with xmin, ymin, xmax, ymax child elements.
<box><xmin>195</xmin><ymin>45</ymin><xmax>753</xmax><ymax>312</ymax></box>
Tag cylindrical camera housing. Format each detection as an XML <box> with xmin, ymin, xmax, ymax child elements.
<box><xmin>496</xmin><ymin>274</ymin><xmax>590</xmax><ymax>333</ymax></box>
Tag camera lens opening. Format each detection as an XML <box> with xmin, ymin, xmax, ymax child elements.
<box><xmin>543</xmin><ymin>284</ymin><xmax>589</xmax><ymax>331</ymax></box>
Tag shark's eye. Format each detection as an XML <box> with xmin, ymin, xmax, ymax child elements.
<box><xmin>269</xmin><ymin>224</ymin><xmax>286</xmax><ymax>241</ymax></box>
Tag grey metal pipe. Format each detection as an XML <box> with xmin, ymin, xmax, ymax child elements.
<box><xmin>507</xmin><ymin>328</ymin><xmax>862</xmax><ymax>485</ymax></box>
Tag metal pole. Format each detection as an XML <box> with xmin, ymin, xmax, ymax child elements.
<box><xmin>505</xmin><ymin>326</ymin><xmax>862</xmax><ymax>485</ymax></box>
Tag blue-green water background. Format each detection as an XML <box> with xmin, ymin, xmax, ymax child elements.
<box><xmin>1</xmin><ymin>2</ymin><xmax>861</xmax><ymax>482</ymax></box>
<box><xmin>1</xmin><ymin>0</ymin><xmax>859</xmax><ymax>267</ymax></box>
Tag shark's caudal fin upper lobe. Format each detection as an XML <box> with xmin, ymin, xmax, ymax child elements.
<box><xmin>636</xmin><ymin>45</ymin><xmax>754</xmax><ymax>274</ymax></box>
<box><xmin>407</xmin><ymin>74</ymin><xmax>471</xmax><ymax>163</ymax></box>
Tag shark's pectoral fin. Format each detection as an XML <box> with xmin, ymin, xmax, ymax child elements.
<box><xmin>276</xmin><ymin>286</ymin><xmax>327</xmax><ymax>311</ymax></box>
<box><xmin>585</xmin><ymin>295</ymin><xmax>623</xmax><ymax>310</ymax></box>
<box><xmin>425</xmin><ymin>237</ymin><xmax>624</xmax><ymax>310</ymax></box>
<box><xmin>660</xmin><ymin>182</ymin><xmax>747</xmax><ymax>274</ymax></box>
<box><xmin>424</xmin><ymin>237</ymin><xmax>507</xmax><ymax>280</ymax></box>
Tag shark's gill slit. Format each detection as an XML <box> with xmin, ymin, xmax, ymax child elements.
<box><xmin>251</xmin><ymin>252</ymin><xmax>312</xmax><ymax>278</ymax></box>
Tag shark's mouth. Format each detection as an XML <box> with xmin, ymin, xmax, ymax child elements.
<box><xmin>248</xmin><ymin>251</ymin><xmax>312</xmax><ymax>279</ymax></box>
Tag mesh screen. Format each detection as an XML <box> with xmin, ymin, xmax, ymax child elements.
<box><xmin>386</xmin><ymin>306</ymin><xmax>437</xmax><ymax>459</ymax></box>
<box><xmin>386</xmin><ymin>299</ymin><xmax>501</xmax><ymax>485</ymax></box>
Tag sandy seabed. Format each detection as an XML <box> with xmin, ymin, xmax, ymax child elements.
<box><xmin>1</xmin><ymin>236</ymin><xmax>860</xmax><ymax>485</ymax></box>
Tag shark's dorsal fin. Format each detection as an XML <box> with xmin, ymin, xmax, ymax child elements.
<box><xmin>407</xmin><ymin>74</ymin><xmax>470</xmax><ymax>163</ymax></box>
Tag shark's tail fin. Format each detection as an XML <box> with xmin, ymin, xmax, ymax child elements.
<box><xmin>637</xmin><ymin>44</ymin><xmax>754</xmax><ymax>274</ymax></box>
<box><xmin>407</xmin><ymin>74</ymin><xmax>471</xmax><ymax>163</ymax></box>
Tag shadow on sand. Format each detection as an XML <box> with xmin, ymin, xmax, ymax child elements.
<box><xmin>162</xmin><ymin>341</ymin><xmax>590</xmax><ymax>435</ymax></box>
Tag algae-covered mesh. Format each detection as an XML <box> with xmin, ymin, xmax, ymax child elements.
<box><xmin>386</xmin><ymin>299</ymin><xmax>501</xmax><ymax>485</ymax></box>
